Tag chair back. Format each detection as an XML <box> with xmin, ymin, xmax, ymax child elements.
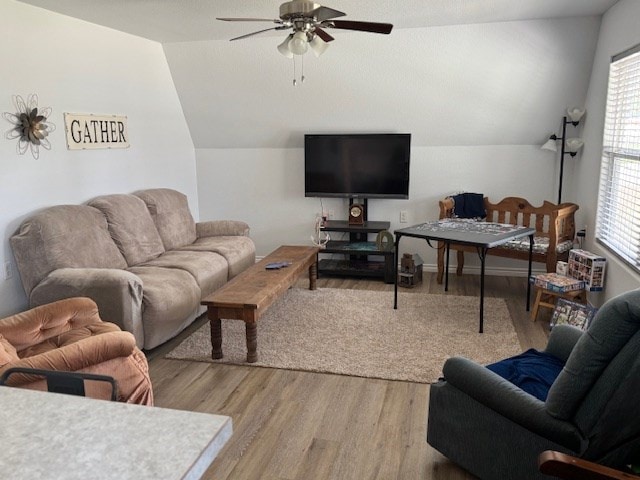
<box><xmin>546</xmin><ymin>289</ymin><xmax>640</xmax><ymax>464</ymax></box>
<box><xmin>0</xmin><ymin>367</ymin><xmax>117</xmax><ymax>401</ymax></box>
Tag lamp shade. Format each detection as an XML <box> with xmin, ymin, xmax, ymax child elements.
<box><xmin>288</xmin><ymin>31</ymin><xmax>308</xmax><ymax>55</ymax></box>
<box><xmin>309</xmin><ymin>35</ymin><xmax>329</xmax><ymax>57</ymax></box>
<box><xmin>565</xmin><ymin>137</ymin><xmax>584</xmax><ymax>153</ymax></box>
<box><xmin>567</xmin><ymin>107</ymin><xmax>586</xmax><ymax>123</ymax></box>
<box><xmin>541</xmin><ymin>135</ymin><xmax>558</xmax><ymax>152</ymax></box>
<box><xmin>277</xmin><ymin>34</ymin><xmax>294</xmax><ymax>58</ymax></box>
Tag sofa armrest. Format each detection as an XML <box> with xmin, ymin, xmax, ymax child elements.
<box><xmin>442</xmin><ymin>356</ymin><xmax>583</xmax><ymax>449</ymax></box>
<box><xmin>544</xmin><ymin>325</ymin><xmax>583</xmax><ymax>363</ymax></box>
<box><xmin>196</xmin><ymin>220</ymin><xmax>250</xmax><ymax>237</ymax></box>
<box><xmin>0</xmin><ymin>330</ymin><xmax>137</xmax><ymax>386</ymax></box>
<box><xmin>0</xmin><ymin>297</ymin><xmax>102</xmax><ymax>350</ymax></box>
<box><xmin>29</xmin><ymin>268</ymin><xmax>145</xmax><ymax>348</ymax></box>
<box><xmin>538</xmin><ymin>450</ymin><xmax>638</xmax><ymax>479</ymax></box>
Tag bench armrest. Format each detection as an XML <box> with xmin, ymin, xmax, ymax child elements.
<box><xmin>553</xmin><ymin>203</ymin><xmax>579</xmax><ymax>242</ymax></box>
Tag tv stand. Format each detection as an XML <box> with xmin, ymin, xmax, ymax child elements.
<box><xmin>319</xmin><ymin>220</ymin><xmax>395</xmax><ymax>283</ymax></box>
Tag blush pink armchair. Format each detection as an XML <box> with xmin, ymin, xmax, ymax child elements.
<box><xmin>0</xmin><ymin>297</ymin><xmax>153</xmax><ymax>405</ymax></box>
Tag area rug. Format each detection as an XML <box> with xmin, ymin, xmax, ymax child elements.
<box><xmin>166</xmin><ymin>288</ymin><xmax>522</xmax><ymax>383</ymax></box>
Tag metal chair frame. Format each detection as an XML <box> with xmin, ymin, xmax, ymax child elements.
<box><xmin>0</xmin><ymin>367</ymin><xmax>118</xmax><ymax>401</ymax></box>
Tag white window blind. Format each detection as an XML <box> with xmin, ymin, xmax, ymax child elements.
<box><xmin>596</xmin><ymin>44</ymin><xmax>640</xmax><ymax>272</ymax></box>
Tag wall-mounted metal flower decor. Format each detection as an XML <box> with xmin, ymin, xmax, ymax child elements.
<box><xmin>3</xmin><ymin>94</ymin><xmax>56</xmax><ymax>159</ymax></box>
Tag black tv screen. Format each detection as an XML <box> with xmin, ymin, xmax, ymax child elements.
<box><xmin>304</xmin><ymin>133</ymin><xmax>411</xmax><ymax>199</ymax></box>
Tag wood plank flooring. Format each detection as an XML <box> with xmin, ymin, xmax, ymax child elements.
<box><xmin>146</xmin><ymin>272</ymin><xmax>551</xmax><ymax>480</ymax></box>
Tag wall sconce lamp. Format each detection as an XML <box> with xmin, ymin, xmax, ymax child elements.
<box><xmin>541</xmin><ymin>107</ymin><xmax>585</xmax><ymax>203</ymax></box>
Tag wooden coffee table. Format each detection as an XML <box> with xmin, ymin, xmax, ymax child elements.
<box><xmin>201</xmin><ymin>245</ymin><xmax>320</xmax><ymax>363</ymax></box>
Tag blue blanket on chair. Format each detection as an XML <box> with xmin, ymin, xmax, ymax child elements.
<box><xmin>486</xmin><ymin>349</ymin><xmax>565</xmax><ymax>401</ymax></box>
<box><xmin>452</xmin><ymin>193</ymin><xmax>486</xmax><ymax>219</ymax></box>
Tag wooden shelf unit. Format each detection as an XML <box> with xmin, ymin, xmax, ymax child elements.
<box><xmin>319</xmin><ymin>220</ymin><xmax>395</xmax><ymax>283</ymax></box>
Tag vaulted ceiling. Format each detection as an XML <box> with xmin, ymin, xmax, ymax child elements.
<box><xmin>18</xmin><ymin>0</ymin><xmax>619</xmax><ymax>42</ymax></box>
<box><xmin>18</xmin><ymin>0</ymin><xmax>620</xmax><ymax>148</ymax></box>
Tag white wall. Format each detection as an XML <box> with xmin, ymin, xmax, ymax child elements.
<box><xmin>568</xmin><ymin>0</ymin><xmax>640</xmax><ymax>302</ymax></box>
<box><xmin>0</xmin><ymin>2</ymin><xmax>197</xmax><ymax>316</ymax></box>
<box><xmin>165</xmin><ymin>16</ymin><xmax>600</xmax><ymax>150</ymax></box>
<box><xmin>191</xmin><ymin>16</ymin><xmax>602</xmax><ymax>275</ymax></box>
<box><xmin>197</xmin><ymin>144</ymin><xmax>556</xmax><ymax>273</ymax></box>
<box><xmin>4</xmin><ymin>3</ymin><xmax>633</xmax><ymax>318</ymax></box>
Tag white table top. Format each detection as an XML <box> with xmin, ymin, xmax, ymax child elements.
<box><xmin>0</xmin><ymin>387</ymin><xmax>232</xmax><ymax>480</ymax></box>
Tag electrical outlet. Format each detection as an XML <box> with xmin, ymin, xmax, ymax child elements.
<box><xmin>4</xmin><ymin>261</ymin><xmax>13</xmax><ymax>280</ymax></box>
<box><xmin>400</xmin><ymin>210</ymin><xmax>408</xmax><ymax>223</ymax></box>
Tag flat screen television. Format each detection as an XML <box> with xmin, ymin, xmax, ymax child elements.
<box><xmin>304</xmin><ymin>133</ymin><xmax>411</xmax><ymax>199</ymax></box>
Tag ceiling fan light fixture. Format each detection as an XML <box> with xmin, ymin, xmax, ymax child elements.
<box><xmin>309</xmin><ymin>34</ymin><xmax>329</xmax><ymax>57</ymax></box>
<box><xmin>277</xmin><ymin>34</ymin><xmax>294</xmax><ymax>58</ymax></box>
<box><xmin>288</xmin><ymin>30</ymin><xmax>309</xmax><ymax>55</ymax></box>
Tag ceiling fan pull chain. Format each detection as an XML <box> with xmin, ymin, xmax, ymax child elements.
<box><xmin>301</xmin><ymin>54</ymin><xmax>305</xmax><ymax>84</ymax></box>
<box><xmin>293</xmin><ymin>57</ymin><xmax>297</xmax><ymax>86</ymax></box>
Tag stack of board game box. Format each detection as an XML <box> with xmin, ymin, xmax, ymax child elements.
<box><xmin>530</xmin><ymin>272</ymin><xmax>585</xmax><ymax>293</ymax></box>
<box><xmin>568</xmin><ymin>249</ymin><xmax>606</xmax><ymax>291</ymax></box>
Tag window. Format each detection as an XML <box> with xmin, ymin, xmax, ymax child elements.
<box><xmin>596</xmin><ymin>44</ymin><xmax>640</xmax><ymax>272</ymax></box>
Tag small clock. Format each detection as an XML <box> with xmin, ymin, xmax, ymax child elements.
<box><xmin>348</xmin><ymin>203</ymin><xmax>365</xmax><ymax>225</ymax></box>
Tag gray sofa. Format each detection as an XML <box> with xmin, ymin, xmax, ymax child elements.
<box><xmin>10</xmin><ymin>188</ymin><xmax>256</xmax><ymax>350</ymax></box>
<box><xmin>427</xmin><ymin>288</ymin><xmax>640</xmax><ymax>479</ymax></box>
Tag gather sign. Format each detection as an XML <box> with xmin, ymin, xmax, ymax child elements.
<box><xmin>64</xmin><ymin>113</ymin><xmax>129</xmax><ymax>150</ymax></box>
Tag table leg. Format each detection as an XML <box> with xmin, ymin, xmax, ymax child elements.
<box><xmin>309</xmin><ymin>259</ymin><xmax>317</xmax><ymax>291</ymax></box>
<box><xmin>526</xmin><ymin>233</ymin><xmax>533</xmax><ymax>311</ymax></box>
<box><xmin>445</xmin><ymin>242</ymin><xmax>450</xmax><ymax>292</ymax></box>
<box><xmin>246</xmin><ymin>322</ymin><xmax>258</xmax><ymax>363</ymax></box>
<box><xmin>394</xmin><ymin>234</ymin><xmax>400</xmax><ymax>309</ymax></box>
<box><xmin>210</xmin><ymin>317</ymin><xmax>223</xmax><ymax>360</ymax></box>
<box><xmin>531</xmin><ymin>288</ymin><xmax>544</xmax><ymax>321</ymax></box>
<box><xmin>478</xmin><ymin>247</ymin><xmax>487</xmax><ymax>333</ymax></box>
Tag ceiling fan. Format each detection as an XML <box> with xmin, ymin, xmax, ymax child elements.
<box><xmin>217</xmin><ymin>0</ymin><xmax>393</xmax><ymax>58</ymax></box>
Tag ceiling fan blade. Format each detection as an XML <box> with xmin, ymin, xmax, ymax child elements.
<box><xmin>327</xmin><ymin>20</ymin><xmax>393</xmax><ymax>34</ymax></box>
<box><xmin>217</xmin><ymin>18</ymin><xmax>282</xmax><ymax>23</ymax></box>
<box><xmin>310</xmin><ymin>6</ymin><xmax>346</xmax><ymax>22</ymax></box>
<box><xmin>314</xmin><ymin>27</ymin><xmax>335</xmax><ymax>43</ymax></box>
<box><xmin>229</xmin><ymin>26</ymin><xmax>287</xmax><ymax>41</ymax></box>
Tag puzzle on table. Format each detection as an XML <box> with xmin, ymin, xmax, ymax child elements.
<box><xmin>414</xmin><ymin>219</ymin><xmax>521</xmax><ymax>236</ymax></box>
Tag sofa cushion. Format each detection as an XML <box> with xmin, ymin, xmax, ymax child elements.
<box><xmin>127</xmin><ymin>266</ymin><xmax>201</xmax><ymax>349</ymax></box>
<box><xmin>134</xmin><ymin>189</ymin><xmax>197</xmax><ymax>250</ymax></box>
<box><xmin>10</xmin><ymin>205</ymin><xmax>128</xmax><ymax>296</ymax></box>
<box><xmin>141</xmin><ymin>250</ymin><xmax>228</xmax><ymax>298</ymax></box>
<box><xmin>89</xmin><ymin>194</ymin><xmax>165</xmax><ymax>266</ymax></box>
<box><xmin>178</xmin><ymin>236</ymin><xmax>256</xmax><ymax>279</ymax></box>
<box><xmin>501</xmin><ymin>236</ymin><xmax>574</xmax><ymax>255</ymax></box>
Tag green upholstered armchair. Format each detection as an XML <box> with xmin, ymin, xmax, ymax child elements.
<box><xmin>427</xmin><ymin>288</ymin><xmax>640</xmax><ymax>480</ymax></box>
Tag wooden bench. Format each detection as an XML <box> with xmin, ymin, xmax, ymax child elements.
<box><xmin>436</xmin><ymin>196</ymin><xmax>578</xmax><ymax>284</ymax></box>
